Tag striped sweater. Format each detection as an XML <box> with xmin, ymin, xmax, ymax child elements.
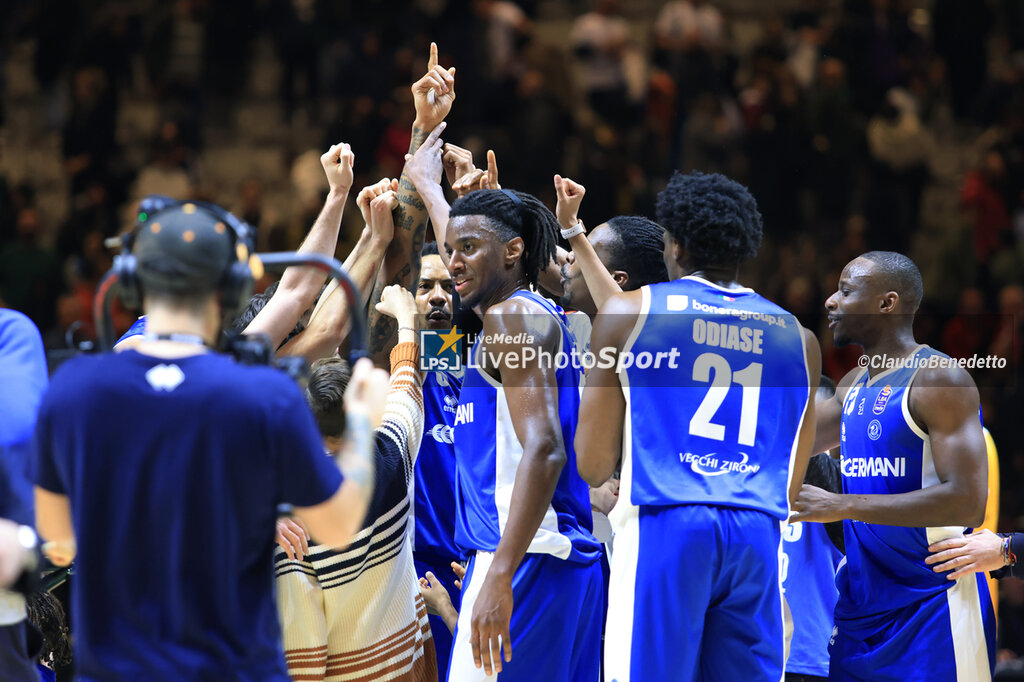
<box><xmin>275</xmin><ymin>343</ymin><xmax>436</xmax><ymax>681</ymax></box>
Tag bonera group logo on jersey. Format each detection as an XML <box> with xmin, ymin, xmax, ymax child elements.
<box><xmin>419</xmin><ymin>327</ymin><xmax>464</xmax><ymax>372</ymax></box>
<box><xmin>680</xmin><ymin>451</ymin><xmax>761</xmax><ymax>476</ymax></box>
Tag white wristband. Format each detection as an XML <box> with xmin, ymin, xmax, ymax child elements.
<box><xmin>560</xmin><ymin>221</ymin><xmax>585</xmax><ymax>239</ymax></box>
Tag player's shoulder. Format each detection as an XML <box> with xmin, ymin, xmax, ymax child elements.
<box><xmin>485</xmin><ymin>294</ymin><xmax>560</xmax><ymax>346</ymax></box>
<box><xmin>911</xmin><ymin>358</ymin><xmax>978</xmax><ymax>393</ymax></box>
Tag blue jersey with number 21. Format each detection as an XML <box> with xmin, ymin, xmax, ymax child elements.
<box><xmin>622</xmin><ymin>276</ymin><xmax>810</xmax><ymax>519</ymax></box>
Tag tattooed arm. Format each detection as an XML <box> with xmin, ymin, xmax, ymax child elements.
<box><xmin>366</xmin><ymin>41</ymin><xmax>456</xmax><ymax>367</ymax></box>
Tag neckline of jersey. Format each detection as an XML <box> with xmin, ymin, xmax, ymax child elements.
<box><xmin>681</xmin><ymin>275</ymin><xmax>755</xmax><ymax>294</ymax></box>
<box><xmin>862</xmin><ymin>343</ymin><xmax>929</xmax><ymax>386</ymax></box>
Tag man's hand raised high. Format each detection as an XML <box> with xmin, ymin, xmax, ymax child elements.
<box><xmin>368</xmin><ymin>190</ymin><xmax>399</xmax><ymax>248</ymax></box>
<box><xmin>554</xmin><ymin>174</ymin><xmax>586</xmax><ymax>229</ymax></box>
<box><xmin>452</xmin><ymin>149</ymin><xmax>500</xmax><ymax>197</ymax></box>
<box><xmin>321</xmin><ymin>143</ymin><xmax>355</xmax><ymax>197</ymax></box>
<box><xmin>412</xmin><ymin>42</ymin><xmax>456</xmax><ymax>130</ymax></box>
<box><xmin>357</xmin><ymin>178</ymin><xmax>399</xmax><ymax>227</ymax></box>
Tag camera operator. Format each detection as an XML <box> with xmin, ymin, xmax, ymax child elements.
<box><xmin>32</xmin><ymin>201</ymin><xmax>388</xmax><ymax>680</ymax></box>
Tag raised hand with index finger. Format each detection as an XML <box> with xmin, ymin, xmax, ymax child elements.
<box><xmin>412</xmin><ymin>42</ymin><xmax>456</xmax><ymax>130</ymax></box>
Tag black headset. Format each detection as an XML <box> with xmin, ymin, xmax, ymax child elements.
<box><xmin>113</xmin><ymin>195</ymin><xmax>256</xmax><ymax>324</ymax></box>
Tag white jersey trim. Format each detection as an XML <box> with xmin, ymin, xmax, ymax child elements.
<box><xmin>784</xmin><ymin>327</ymin><xmax>812</xmax><ymax>519</ymax></box>
<box><xmin>681</xmin><ymin>275</ymin><xmax>755</xmax><ymax>294</ymax></box>
<box><xmin>481</xmin><ymin>295</ymin><xmax>573</xmax><ymax>560</ymax></box>
<box><xmin>865</xmin><ymin>344</ymin><xmax>928</xmax><ymax>387</ymax></box>
<box><xmin>947</xmin><ymin>576</ymin><xmax>991</xmax><ymax>681</ymax></box>
<box><xmin>604</xmin><ymin>286</ymin><xmax>650</xmax><ymax>682</ymax></box>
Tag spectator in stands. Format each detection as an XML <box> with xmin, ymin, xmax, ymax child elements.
<box><xmin>571</xmin><ymin>0</ymin><xmax>633</xmax><ymax>127</ymax></box>
<box><xmin>0</xmin><ymin>208</ymin><xmax>59</xmax><ymax>328</ymax></box>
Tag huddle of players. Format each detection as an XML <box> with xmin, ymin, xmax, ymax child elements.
<box><xmin>30</xmin><ymin>43</ymin><xmax>998</xmax><ymax>682</ymax></box>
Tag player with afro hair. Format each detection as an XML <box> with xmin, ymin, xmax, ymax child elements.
<box><xmin>655</xmin><ymin>171</ymin><xmax>763</xmax><ymax>278</ymax></box>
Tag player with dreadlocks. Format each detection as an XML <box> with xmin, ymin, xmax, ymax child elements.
<box><xmin>443</xmin><ymin>188</ymin><xmax>602</xmax><ymax>681</ymax></box>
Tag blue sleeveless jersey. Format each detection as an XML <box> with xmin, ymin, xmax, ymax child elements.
<box><xmin>622</xmin><ymin>276</ymin><xmax>810</xmax><ymax>519</ymax></box>
<box><xmin>836</xmin><ymin>345</ymin><xmax>970</xmax><ymax>618</ymax></box>
<box><xmin>782</xmin><ymin>520</ymin><xmax>842</xmax><ymax>677</ymax></box>
<box><xmin>453</xmin><ymin>290</ymin><xmax>600</xmax><ymax>564</ymax></box>
<box><xmin>414</xmin><ymin>370</ymin><xmax>463</xmax><ymax>560</ymax></box>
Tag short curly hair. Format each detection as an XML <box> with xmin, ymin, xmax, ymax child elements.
<box><xmin>655</xmin><ymin>171</ymin><xmax>763</xmax><ymax>268</ymax></box>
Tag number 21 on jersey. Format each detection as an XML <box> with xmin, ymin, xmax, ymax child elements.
<box><xmin>688</xmin><ymin>352</ymin><xmax>763</xmax><ymax>447</ymax></box>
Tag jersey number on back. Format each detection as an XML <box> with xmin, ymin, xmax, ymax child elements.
<box><xmin>688</xmin><ymin>352</ymin><xmax>763</xmax><ymax>447</ymax></box>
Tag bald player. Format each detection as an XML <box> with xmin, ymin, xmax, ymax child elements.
<box><xmin>792</xmin><ymin>251</ymin><xmax>995</xmax><ymax>681</ymax></box>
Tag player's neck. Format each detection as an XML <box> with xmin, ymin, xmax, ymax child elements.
<box><xmin>862</xmin><ymin>330</ymin><xmax>920</xmax><ymax>375</ymax></box>
<box><xmin>685</xmin><ymin>267</ymin><xmax>742</xmax><ymax>290</ymax></box>
<box><xmin>474</xmin><ymin>276</ymin><xmax>529</xmax><ymax>316</ymax></box>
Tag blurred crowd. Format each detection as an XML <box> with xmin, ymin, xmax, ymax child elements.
<box><xmin>3</xmin><ymin>0</ymin><xmax>1024</xmax><ymax>658</ymax></box>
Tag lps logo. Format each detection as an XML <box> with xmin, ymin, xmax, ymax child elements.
<box><xmin>428</xmin><ymin>424</ymin><xmax>454</xmax><ymax>445</ymax></box>
<box><xmin>867</xmin><ymin>419</ymin><xmax>882</xmax><ymax>441</ymax></box>
<box><xmin>419</xmin><ymin>327</ymin><xmax>464</xmax><ymax>372</ymax></box>
<box><xmin>145</xmin><ymin>364</ymin><xmax>185</xmax><ymax>391</ymax></box>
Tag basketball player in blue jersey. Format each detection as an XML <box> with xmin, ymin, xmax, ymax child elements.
<box><xmin>443</xmin><ymin>188</ymin><xmax>603</xmax><ymax>681</ymax></box>
<box><xmin>792</xmin><ymin>251</ymin><xmax>995</xmax><ymax>681</ymax></box>
<box><xmin>413</xmin><ymin>241</ymin><xmax>464</xmax><ymax>678</ymax></box>
<box><xmin>578</xmin><ymin>170</ymin><xmax>820</xmax><ymax>682</ymax></box>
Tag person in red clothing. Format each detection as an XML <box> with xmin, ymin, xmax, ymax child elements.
<box><xmin>961</xmin><ymin>149</ymin><xmax>1011</xmax><ymax>266</ymax></box>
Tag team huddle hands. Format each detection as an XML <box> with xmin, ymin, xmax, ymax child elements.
<box><xmin>321</xmin><ymin>142</ymin><xmax>355</xmax><ymax>197</ymax></box>
<box><xmin>554</xmin><ymin>174</ymin><xmax>586</xmax><ymax>229</ymax></box>
<box><xmin>22</xmin><ymin>29</ymin><xmax>1009</xmax><ymax>682</ymax></box>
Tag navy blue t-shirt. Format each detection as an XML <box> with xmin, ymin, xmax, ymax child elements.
<box><xmin>34</xmin><ymin>350</ymin><xmax>342</xmax><ymax>680</ymax></box>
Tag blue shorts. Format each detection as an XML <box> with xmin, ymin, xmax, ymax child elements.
<box><xmin>414</xmin><ymin>551</ymin><xmax>463</xmax><ymax>681</ymax></box>
<box><xmin>830</xmin><ymin>573</ymin><xmax>995</xmax><ymax>681</ymax></box>
<box><xmin>605</xmin><ymin>504</ymin><xmax>785</xmax><ymax>682</ymax></box>
<box><xmin>448</xmin><ymin>551</ymin><xmax>603</xmax><ymax>681</ymax></box>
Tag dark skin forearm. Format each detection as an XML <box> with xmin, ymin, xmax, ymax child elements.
<box><xmin>827</xmin><ymin>484</ymin><xmax>985</xmax><ymax>528</ymax></box>
<box><xmin>366</xmin><ymin>125</ymin><xmax>429</xmax><ymax>367</ymax></box>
